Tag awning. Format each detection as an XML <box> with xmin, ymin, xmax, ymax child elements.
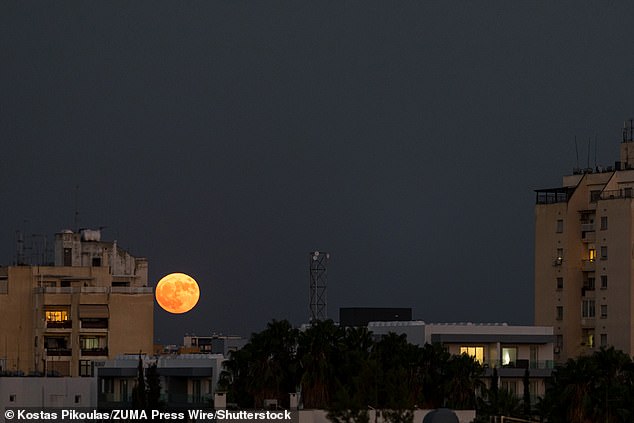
<box><xmin>79</xmin><ymin>304</ymin><xmax>109</xmax><ymax>318</ymax></box>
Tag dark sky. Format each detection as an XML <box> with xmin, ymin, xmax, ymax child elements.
<box><xmin>2</xmin><ymin>1</ymin><xmax>634</xmax><ymax>344</ymax></box>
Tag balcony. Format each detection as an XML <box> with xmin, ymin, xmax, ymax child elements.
<box><xmin>535</xmin><ymin>187</ymin><xmax>573</xmax><ymax>204</ymax></box>
<box><xmin>111</xmin><ymin>287</ymin><xmax>153</xmax><ymax>294</ymax></box>
<box><xmin>81</xmin><ymin>287</ymin><xmax>109</xmax><ymax>294</ymax></box>
<box><xmin>600</xmin><ymin>189</ymin><xmax>633</xmax><ymax>200</ymax></box>
<box><xmin>580</xmin><ymin>223</ymin><xmax>595</xmax><ymax>232</ymax></box>
<box><xmin>581</xmin><ymin>287</ymin><xmax>595</xmax><ymax>297</ymax></box>
<box><xmin>81</xmin><ymin>348</ymin><xmax>108</xmax><ymax>357</ymax></box>
<box><xmin>36</xmin><ymin>287</ymin><xmax>76</xmax><ymax>294</ymax></box>
<box><xmin>46</xmin><ymin>348</ymin><xmax>71</xmax><ymax>356</ymax></box>
<box><xmin>582</xmin><ymin>232</ymin><xmax>596</xmax><ymax>243</ymax></box>
<box><xmin>581</xmin><ymin>260</ymin><xmax>595</xmax><ymax>272</ymax></box>
<box><xmin>80</xmin><ymin>318</ymin><xmax>108</xmax><ymax>329</ymax></box>
<box><xmin>581</xmin><ymin>318</ymin><xmax>595</xmax><ymax>327</ymax></box>
<box><xmin>46</xmin><ymin>320</ymin><xmax>72</xmax><ymax>329</ymax></box>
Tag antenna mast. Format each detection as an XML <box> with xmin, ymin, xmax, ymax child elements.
<box><xmin>309</xmin><ymin>251</ymin><xmax>329</xmax><ymax>323</ymax></box>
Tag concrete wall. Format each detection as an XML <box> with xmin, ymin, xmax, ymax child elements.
<box><xmin>0</xmin><ymin>376</ymin><xmax>96</xmax><ymax>410</ymax></box>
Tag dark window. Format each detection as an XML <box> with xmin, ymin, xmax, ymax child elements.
<box><xmin>601</xmin><ymin>275</ymin><xmax>608</xmax><ymax>289</ymax></box>
<box><xmin>590</xmin><ymin>190</ymin><xmax>601</xmax><ymax>202</ymax></box>
<box><xmin>601</xmin><ymin>305</ymin><xmax>608</xmax><ymax>319</ymax></box>
<box><xmin>79</xmin><ymin>360</ymin><xmax>93</xmax><ymax>377</ymax></box>
<box><xmin>582</xmin><ymin>300</ymin><xmax>595</xmax><ymax>318</ymax></box>
<box><xmin>63</xmin><ymin>248</ymin><xmax>72</xmax><ymax>266</ymax></box>
<box><xmin>600</xmin><ymin>216</ymin><xmax>608</xmax><ymax>230</ymax></box>
<box><xmin>556</xmin><ymin>306</ymin><xmax>563</xmax><ymax>320</ymax></box>
<box><xmin>556</xmin><ymin>277</ymin><xmax>563</xmax><ymax>290</ymax></box>
<box><xmin>601</xmin><ymin>246</ymin><xmax>608</xmax><ymax>259</ymax></box>
<box><xmin>556</xmin><ymin>219</ymin><xmax>564</xmax><ymax>233</ymax></box>
<box><xmin>92</xmin><ymin>257</ymin><xmax>101</xmax><ymax>267</ymax></box>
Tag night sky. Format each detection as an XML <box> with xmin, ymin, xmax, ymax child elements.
<box><xmin>2</xmin><ymin>2</ymin><xmax>634</xmax><ymax>344</ymax></box>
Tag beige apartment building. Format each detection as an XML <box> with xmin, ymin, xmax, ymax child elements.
<box><xmin>535</xmin><ymin>122</ymin><xmax>634</xmax><ymax>360</ymax></box>
<box><xmin>0</xmin><ymin>229</ymin><xmax>153</xmax><ymax>377</ymax></box>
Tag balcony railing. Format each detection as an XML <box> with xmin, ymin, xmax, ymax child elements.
<box><xmin>46</xmin><ymin>320</ymin><xmax>72</xmax><ymax>329</ymax></box>
<box><xmin>46</xmin><ymin>348</ymin><xmax>71</xmax><ymax>356</ymax></box>
<box><xmin>111</xmin><ymin>287</ymin><xmax>152</xmax><ymax>294</ymax></box>
<box><xmin>482</xmin><ymin>360</ymin><xmax>554</xmax><ymax>370</ymax></box>
<box><xmin>81</xmin><ymin>348</ymin><xmax>108</xmax><ymax>357</ymax></box>
<box><xmin>80</xmin><ymin>319</ymin><xmax>108</xmax><ymax>329</ymax></box>
<box><xmin>582</xmin><ymin>232</ymin><xmax>596</xmax><ymax>243</ymax></box>
<box><xmin>37</xmin><ymin>286</ymin><xmax>152</xmax><ymax>294</ymax></box>
<box><xmin>600</xmin><ymin>189</ymin><xmax>633</xmax><ymax>200</ymax></box>
<box><xmin>581</xmin><ymin>260</ymin><xmax>595</xmax><ymax>271</ymax></box>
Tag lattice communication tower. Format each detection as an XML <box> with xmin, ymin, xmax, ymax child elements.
<box><xmin>309</xmin><ymin>251</ymin><xmax>329</xmax><ymax>322</ymax></box>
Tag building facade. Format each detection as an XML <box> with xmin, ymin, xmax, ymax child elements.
<box><xmin>0</xmin><ymin>229</ymin><xmax>153</xmax><ymax>377</ymax></box>
<box><xmin>182</xmin><ymin>335</ymin><xmax>247</xmax><ymax>357</ymax></box>
<box><xmin>535</xmin><ymin>123</ymin><xmax>634</xmax><ymax>359</ymax></box>
<box><xmin>97</xmin><ymin>354</ymin><xmax>223</xmax><ymax>409</ymax></box>
<box><xmin>368</xmin><ymin>321</ymin><xmax>554</xmax><ymax>399</ymax></box>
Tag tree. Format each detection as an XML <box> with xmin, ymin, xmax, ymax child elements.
<box><xmin>297</xmin><ymin>320</ymin><xmax>343</xmax><ymax>408</ymax></box>
<box><xmin>522</xmin><ymin>369</ymin><xmax>531</xmax><ymax>418</ymax></box>
<box><xmin>146</xmin><ymin>363</ymin><xmax>162</xmax><ymax>409</ymax></box>
<box><xmin>219</xmin><ymin>319</ymin><xmax>299</xmax><ymax>408</ymax></box>
<box><xmin>131</xmin><ymin>354</ymin><xmax>146</xmax><ymax>409</ymax></box>
<box><xmin>444</xmin><ymin>353</ymin><xmax>484</xmax><ymax>410</ymax></box>
<box><xmin>541</xmin><ymin>347</ymin><xmax>634</xmax><ymax>423</ymax></box>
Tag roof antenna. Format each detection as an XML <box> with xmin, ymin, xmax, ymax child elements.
<box><xmin>594</xmin><ymin>134</ymin><xmax>598</xmax><ymax>169</ymax></box>
<box><xmin>587</xmin><ymin>137</ymin><xmax>591</xmax><ymax>170</ymax></box>
<box><xmin>575</xmin><ymin>136</ymin><xmax>579</xmax><ymax>170</ymax></box>
<box><xmin>74</xmin><ymin>185</ymin><xmax>79</xmax><ymax>232</ymax></box>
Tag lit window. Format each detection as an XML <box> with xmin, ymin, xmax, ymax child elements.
<box><xmin>81</xmin><ymin>337</ymin><xmax>99</xmax><ymax>350</ymax></box>
<box><xmin>582</xmin><ymin>329</ymin><xmax>595</xmax><ymax>347</ymax></box>
<box><xmin>502</xmin><ymin>347</ymin><xmax>517</xmax><ymax>366</ymax></box>
<box><xmin>589</xmin><ymin>249</ymin><xmax>596</xmax><ymax>261</ymax></box>
<box><xmin>459</xmin><ymin>346</ymin><xmax>484</xmax><ymax>364</ymax></box>
<box><xmin>46</xmin><ymin>310</ymin><xmax>69</xmax><ymax>322</ymax></box>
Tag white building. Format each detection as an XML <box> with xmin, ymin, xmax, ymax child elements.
<box><xmin>368</xmin><ymin>321</ymin><xmax>554</xmax><ymax>398</ymax></box>
<box><xmin>97</xmin><ymin>354</ymin><xmax>224</xmax><ymax>409</ymax></box>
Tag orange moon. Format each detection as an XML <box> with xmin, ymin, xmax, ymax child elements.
<box><xmin>155</xmin><ymin>273</ymin><xmax>200</xmax><ymax>314</ymax></box>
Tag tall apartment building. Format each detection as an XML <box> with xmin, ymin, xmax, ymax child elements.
<box><xmin>0</xmin><ymin>229</ymin><xmax>153</xmax><ymax>377</ymax></box>
<box><xmin>535</xmin><ymin>121</ymin><xmax>634</xmax><ymax>360</ymax></box>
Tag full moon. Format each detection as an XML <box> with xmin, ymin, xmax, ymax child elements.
<box><xmin>155</xmin><ymin>273</ymin><xmax>200</xmax><ymax>314</ymax></box>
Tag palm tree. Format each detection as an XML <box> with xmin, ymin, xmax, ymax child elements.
<box><xmin>297</xmin><ymin>319</ymin><xmax>343</xmax><ymax>408</ymax></box>
<box><xmin>219</xmin><ymin>319</ymin><xmax>299</xmax><ymax>408</ymax></box>
<box><xmin>444</xmin><ymin>353</ymin><xmax>484</xmax><ymax>409</ymax></box>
